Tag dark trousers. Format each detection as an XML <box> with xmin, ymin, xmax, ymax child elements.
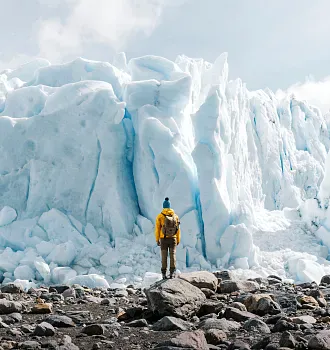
<box><xmin>160</xmin><ymin>237</ymin><xmax>177</xmax><ymax>274</ymax></box>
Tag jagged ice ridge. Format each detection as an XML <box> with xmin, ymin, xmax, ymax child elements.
<box><xmin>0</xmin><ymin>52</ymin><xmax>330</xmax><ymax>289</ymax></box>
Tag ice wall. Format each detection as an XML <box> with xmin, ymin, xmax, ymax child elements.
<box><xmin>0</xmin><ymin>52</ymin><xmax>329</xmax><ymax>286</ymax></box>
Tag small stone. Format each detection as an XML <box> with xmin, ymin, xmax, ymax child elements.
<box><xmin>31</xmin><ymin>303</ymin><xmax>52</xmax><ymax>314</ymax></box>
<box><xmin>228</xmin><ymin>340</ymin><xmax>251</xmax><ymax>349</ymax></box>
<box><xmin>2</xmin><ymin>313</ymin><xmax>22</xmax><ymax>324</ymax></box>
<box><xmin>81</xmin><ymin>324</ymin><xmax>104</xmax><ymax>336</ymax></box>
<box><xmin>152</xmin><ymin>316</ymin><xmax>194</xmax><ymax>331</ymax></box>
<box><xmin>62</xmin><ymin>288</ymin><xmax>76</xmax><ymax>299</ymax></box>
<box><xmin>219</xmin><ymin>280</ymin><xmax>259</xmax><ymax>294</ymax></box>
<box><xmin>49</xmin><ymin>285</ymin><xmax>70</xmax><ymax>294</ymax></box>
<box><xmin>244</xmin><ymin>294</ymin><xmax>281</xmax><ymax>316</ymax></box>
<box><xmin>100</xmin><ymin>298</ymin><xmax>115</xmax><ymax>305</ymax></box>
<box><xmin>291</xmin><ymin>315</ymin><xmax>316</xmax><ymax>324</ymax></box>
<box><xmin>1</xmin><ymin>284</ymin><xmax>23</xmax><ymax>294</ymax></box>
<box><xmin>43</xmin><ymin>315</ymin><xmax>75</xmax><ymax>327</ymax></box>
<box><xmin>198</xmin><ymin>300</ymin><xmax>225</xmax><ymax>317</ymax></box>
<box><xmin>0</xmin><ymin>299</ymin><xmax>22</xmax><ymax>314</ymax></box>
<box><xmin>154</xmin><ymin>330</ymin><xmax>208</xmax><ymax>350</ymax></box>
<box><xmin>251</xmin><ymin>336</ymin><xmax>271</xmax><ymax>350</ymax></box>
<box><xmin>201</xmin><ymin>288</ymin><xmax>216</xmax><ymax>298</ymax></box>
<box><xmin>244</xmin><ymin>318</ymin><xmax>271</xmax><ymax>333</ymax></box>
<box><xmin>273</xmin><ymin>319</ymin><xmax>297</xmax><ymax>333</ymax></box>
<box><xmin>279</xmin><ymin>331</ymin><xmax>296</xmax><ymax>348</ymax></box>
<box><xmin>308</xmin><ymin>330</ymin><xmax>330</xmax><ymax>349</ymax></box>
<box><xmin>33</xmin><ymin>322</ymin><xmax>55</xmax><ymax>337</ymax></box>
<box><xmin>224</xmin><ymin>307</ymin><xmax>259</xmax><ymax>322</ymax></box>
<box><xmin>204</xmin><ymin>329</ymin><xmax>227</xmax><ymax>345</ymax></box>
<box><xmin>297</xmin><ymin>295</ymin><xmax>319</xmax><ymax>307</ymax></box>
<box><xmin>321</xmin><ymin>275</ymin><xmax>330</xmax><ymax>285</ymax></box>
<box><xmin>18</xmin><ymin>341</ymin><xmax>41</xmax><ymax>349</ymax></box>
<box><xmin>21</xmin><ymin>325</ymin><xmax>34</xmax><ymax>334</ymax></box>
<box><xmin>230</xmin><ymin>302</ymin><xmax>247</xmax><ymax>311</ymax></box>
<box><xmin>127</xmin><ymin>319</ymin><xmax>148</xmax><ymax>327</ymax></box>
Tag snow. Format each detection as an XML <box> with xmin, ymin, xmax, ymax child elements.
<box><xmin>0</xmin><ymin>52</ymin><xmax>329</xmax><ymax>286</ymax></box>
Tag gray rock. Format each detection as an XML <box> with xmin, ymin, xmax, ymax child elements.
<box><xmin>127</xmin><ymin>319</ymin><xmax>148</xmax><ymax>327</ymax></box>
<box><xmin>204</xmin><ymin>329</ymin><xmax>227</xmax><ymax>345</ymax></box>
<box><xmin>308</xmin><ymin>330</ymin><xmax>330</xmax><ymax>349</ymax></box>
<box><xmin>213</xmin><ymin>271</ymin><xmax>233</xmax><ymax>281</ymax></box>
<box><xmin>43</xmin><ymin>315</ymin><xmax>75</xmax><ymax>327</ymax></box>
<box><xmin>145</xmin><ymin>279</ymin><xmax>206</xmax><ymax>320</ymax></box>
<box><xmin>1</xmin><ymin>284</ymin><xmax>23</xmax><ymax>294</ymax></box>
<box><xmin>179</xmin><ymin>271</ymin><xmax>218</xmax><ymax>291</ymax></box>
<box><xmin>49</xmin><ymin>285</ymin><xmax>70</xmax><ymax>294</ymax></box>
<box><xmin>244</xmin><ymin>319</ymin><xmax>270</xmax><ymax>333</ymax></box>
<box><xmin>265</xmin><ymin>344</ymin><xmax>279</xmax><ymax>350</ymax></box>
<box><xmin>154</xmin><ymin>330</ymin><xmax>208</xmax><ymax>350</ymax></box>
<box><xmin>199</xmin><ymin>318</ymin><xmax>240</xmax><ymax>332</ymax></box>
<box><xmin>33</xmin><ymin>322</ymin><xmax>56</xmax><ymax>337</ymax></box>
<box><xmin>81</xmin><ymin>324</ymin><xmax>104</xmax><ymax>336</ymax></box>
<box><xmin>321</xmin><ymin>276</ymin><xmax>330</xmax><ymax>285</ymax></box>
<box><xmin>18</xmin><ymin>341</ymin><xmax>41</xmax><ymax>349</ymax></box>
<box><xmin>244</xmin><ymin>294</ymin><xmax>281</xmax><ymax>316</ymax></box>
<box><xmin>273</xmin><ymin>319</ymin><xmax>297</xmax><ymax>333</ymax></box>
<box><xmin>224</xmin><ymin>307</ymin><xmax>258</xmax><ymax>322</ymax></box>
<box><xmin>0</xmin><ymin>299</ymin><xmax>22</xmax><ymax>314</ymax></box>
<box><xmin>21</xmin><ymin>325</ymin><xmax>34</xmax><ymax>333</ymax></box>
<box><xmin>228</xmin><ymin>340</ymin><xmax>251</xmax><ymax>349</ymax></box>
<box><xmin>230</xmin><ymin>302</ymin><xmax>247</xmax><ymax>311</ymax></box>
<box><xmin>291</xmin><ymin>315</ymin><xmax>316</xmax><ymax>324</ymax></box>
<box><xmin>198</xmin><ymin>300</ymin><xmax>225</xmax><ymax>317</ymax></box>
<box><xmin>2</xmin><ymin>312</ymin><xmax>22</xmax><ymax>324</ymax></box>
<box><xmin>62</xmin><ymin>288</ymin><xmax>76</xmax><ymax>299</ymax></box>
<box><xmin>152</xmin><ymin>316</ymin><xmax>194</xmax><ymax>331</ymax></box>
<box><xmin>201</xmin><ymin>288</ymin><xmax>216</xmax><ymax>298</ymax></box>
<box><xmin>100</xmin><ymin>298</ymin><xmax>116</xmax><ymax>305</ymax></box>
<box><xmin>251</xmin><ymin>336</ymin><xmax>271</xmax><ymax>350</ymax></box>
<box><xmin>219</xmin><ymin>280</ymin><xmax>259</xmax><ymax>294</ymax></box>
<box><xmin>279</xmin><ymin>331</ymin><xmax>296</xmax><ymax>348</ymax></box>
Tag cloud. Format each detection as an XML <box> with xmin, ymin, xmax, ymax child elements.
<box><xmin>38</xmin><ymin>0</ymin><xmax>185</xmax><ymax>62</ymax></box>
<box><xmin>276</xmin><ymin>76</ymin><xmax>330</xmax><ymax>115</ymax></box>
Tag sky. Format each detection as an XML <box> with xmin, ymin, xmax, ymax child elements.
<box><xmin>1</xmin><ymin>0</ymin><xmax>330</xmax><ymax>109</ymax></box>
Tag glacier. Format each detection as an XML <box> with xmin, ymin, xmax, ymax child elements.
<box><xmin>0</xmin><ymin>52</ymin><xmax>329</xmax><ymax>288</ymax></box>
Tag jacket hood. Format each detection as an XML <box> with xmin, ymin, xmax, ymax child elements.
<box><xmin>161</xmin><ymin>208</ymin><xmax>175</xmax><ymax>216</ymax></box>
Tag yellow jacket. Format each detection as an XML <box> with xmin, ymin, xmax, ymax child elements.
<box><xmin>155</xmin><ymin>208</ymin><xmax>181</xmax><ymax>244</ymax></box>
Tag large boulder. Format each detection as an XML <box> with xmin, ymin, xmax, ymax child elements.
<box><xmin>179</xmin><ymin>271</ymin><xmax>218</xmax><ymax>291</ymax></box>
<box><xmin>154</xmin><ymin>330</ymin><xmax>208</xmax><ymax>350</ymax></box>
<box><xmin>244</xmin><ymin>294</ymin><xmax>281</xmax><ymax>316</ymax></box>
<box><xmin>145</xmin><ymin>279</ymin><xmax>206</xmax><ymax>320</ymax></box>
<box><xmin>308</xmin><ymin>330</ymin><xmax>330</xmax><ymax>349</ymax></box>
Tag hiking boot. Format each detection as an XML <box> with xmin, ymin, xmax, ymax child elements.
<box><xmin>162</xmin><ymin>274</ymin><xmax>167</xmax><ymax>280</ymax></box>
<box><xmin>169</xmin><ymin>272</ymin><xmax>176</xmax><ymax>279</ymax></box>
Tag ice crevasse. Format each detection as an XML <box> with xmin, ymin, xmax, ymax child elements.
<box><xmin>0</xmin><ymin>53</ymin><xmax>329</xmax><ymax>289</ymax></box>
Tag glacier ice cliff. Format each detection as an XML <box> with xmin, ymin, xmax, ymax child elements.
<box><xmin>0</xmin><ymin>52</ymin><xmax>329</xmax><ymax>288</ymax></box>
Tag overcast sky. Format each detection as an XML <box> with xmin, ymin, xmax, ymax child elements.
<box><xmin>1</xmin><ymin>0</ymin><xmax>330</xmax><ymax>103</ymax></box>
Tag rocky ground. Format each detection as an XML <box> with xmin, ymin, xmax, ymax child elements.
<box><xmin>1</xmin><ymin>272</ymin><xmax>330</xmax><ymax>349</ymax></box>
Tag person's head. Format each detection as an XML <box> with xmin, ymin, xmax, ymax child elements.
<box><xmin>163</xmin><ymin>197</ymin><xmax>171</xmax><ymax>209</ymax></box>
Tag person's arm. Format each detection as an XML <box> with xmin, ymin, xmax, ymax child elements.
<box><xmin>176</xmin><ymin>216</ymin><xmax>180</xmax><ymax>245</ymax></box>
<box><xmin>155</xmin><ymin>214</ymin><xmax>161</xmax><ymax>243</ymax></box>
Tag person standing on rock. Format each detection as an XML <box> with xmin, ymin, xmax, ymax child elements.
<box><xmin>155</xmin><ymin>197</ymin><xmax>181</xmax><ymax>280</ymax></box>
